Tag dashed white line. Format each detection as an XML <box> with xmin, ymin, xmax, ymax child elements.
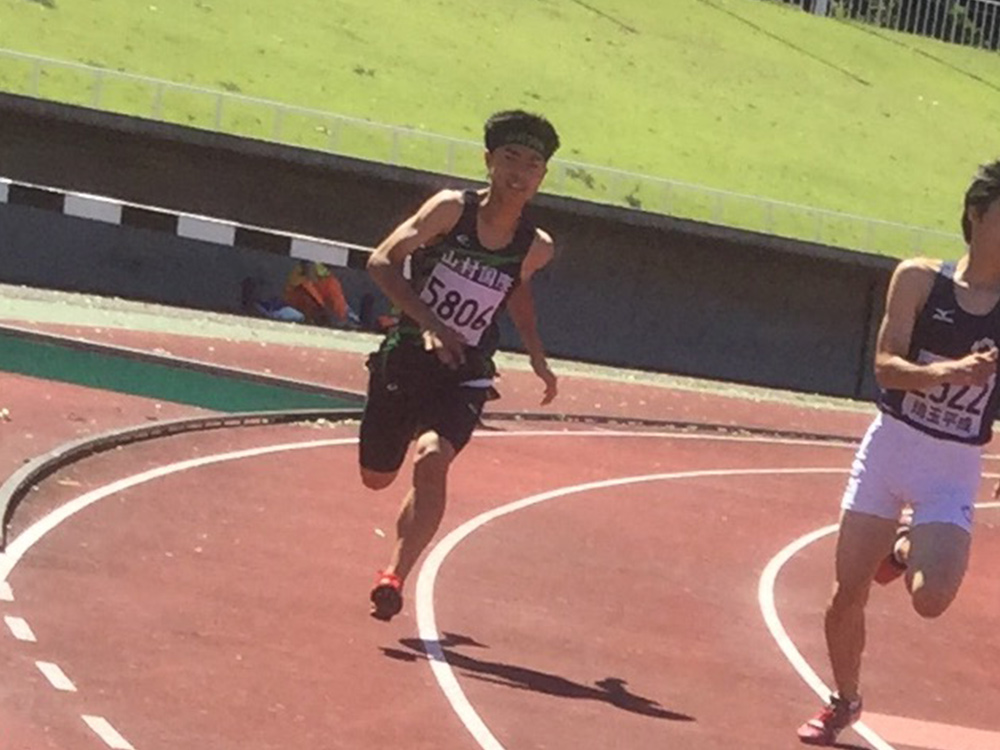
<box><xmin>0</xmin><ymin>432</ymin><xmax>858</xmax><ymax>750</ymax></box>
<box><xmin>4</xmin><ymin>615</ymin><xmax>36</xmax><ymax>642</ymax></box>
<box><xmin>0</xmin><ymin>580</ymin><xmax>13</xmax><ymax>601</ymax></box>
<box><xmin>82</xmin><ymin>715</ymin><xmax>135</xmax><ymax>750</ymax></box>
<box><xmin>35</xmin><ymin>661</ymin><xmax>77</xmax><ymax>692</ymax></box>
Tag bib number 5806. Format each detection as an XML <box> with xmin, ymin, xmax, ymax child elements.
<box><xmin>421</xmin><ymin>276</ymin><xmax>494</xmax><ymax>333</ymax></box>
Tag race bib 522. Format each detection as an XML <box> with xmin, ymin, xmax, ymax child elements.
<box><xmin>901</xmin><ymin>350</ymin><xmax>995</xmax><ymax>439</ymax></box>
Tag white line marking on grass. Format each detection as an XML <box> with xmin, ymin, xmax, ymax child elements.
<box><xmin>82</xmin><ymin>715</ymin><xmax>135</xmax><ymax>750</ymax></box>
<box><xmin>36</xmin><ymin>661</ymin><xmax>76</xmax><ymax>692</ymax></box>
<box><xmin>4</xmin><ymin>615</ymin><xmax>36</xmax><ymax>642</ymax></box>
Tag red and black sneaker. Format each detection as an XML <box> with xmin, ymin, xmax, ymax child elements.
<box><xmin>873</xmin><ymin>525</ymin><xmax>910</xmax><ymax>586</ymax></box>
<box><xmin>370</xmin><ymin>571</ymin><xmax>403</xmax><ymax>621</ymax></box>
<box><xmin>797</xmin><ymin>694</ymin><xmax>862</xmax><ymax>745</ymax></box>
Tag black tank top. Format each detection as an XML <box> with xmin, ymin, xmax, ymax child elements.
<box><xmin>386</xmin><ymin>190</ymin><xmax>535</xmax><ymax>381</ymax></box>
<box><xmin>879</xmin><ymin>261</ymin><xmax>1000</xmax><ymax>445</ymax></box>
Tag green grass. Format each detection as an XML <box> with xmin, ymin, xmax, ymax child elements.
<box><xmin>2</xmin><ymin>0</ymin><xmax>999</xmax><ymax>257</ymax></box>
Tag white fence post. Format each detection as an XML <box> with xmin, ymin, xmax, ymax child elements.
<box><xmin>152</xmin><ymin>82</ymin><xmax>164</xmax><ymax>119</ymax></box>
<box><xmin>0</xmin><ymin>44</ymin><xmax>969</xmax><ymax>255</ymax></box>
<box><xmin>91</xmin><ymin>69</ymin><xmax>104</xmax><ymax>108</ymax></box>
<box><xmin>30</xmin><ymin>58</ymin><xmax>41</xmax><ymax>97</ymax></box>
<box><xmin>272</xmin><ymin>106</ymin><xmax>284</xmax><ymax>141</ymax></box>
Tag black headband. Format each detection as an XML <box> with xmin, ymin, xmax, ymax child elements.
<box><xmin>486</xmin><ymin>116</ymin><xmax>559</xmax><ymax>160</ymax></box>
<box><xmin>492</xmin><ymin>130</ymin><xmax>552</xmax><ymax>159</ymax></box>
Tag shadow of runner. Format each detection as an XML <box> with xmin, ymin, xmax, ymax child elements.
<box><xmin>381</xmin><ymin>632</ymin><xmax>695</xmax><ymax>722</ymax></box>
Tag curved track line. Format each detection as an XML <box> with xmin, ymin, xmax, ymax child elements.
<box><xmin>758</xmin><ymin>523</ymin><xmax>899</xmax><ymax>749</ymax></box>
<box><xmin>758</xmin><ymin>500</ymin><xmax>1000</xmax><ymax>750</ymax></box>
<box><xmin>9</xmin><ymin>429</ymin><xmax>983</xmax><ymax>749</ymax></box>
<box><xmin>0</xmin><ymin>429</ymin><xmax>856</xmax><ymax>580</ymax></box>
<box><xmin>0</xmin><ymin>438</ymin><xmax>356</xmax><ymax>580</ymax></box>
<box><xmin>414</xmin><ymin>466</ymin><xmax>852</xmax><ymax>750</ymax></box>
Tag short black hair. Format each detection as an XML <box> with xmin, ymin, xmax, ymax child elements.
<box><xmin>484</xmin><ymin>110</ymin><xmax>560</xmax><ymax>161</ymax></box>
<box><xmin>962</xmin><ymin>159</ymin><xmax>1000</xmax><ymax>242</ymax></box>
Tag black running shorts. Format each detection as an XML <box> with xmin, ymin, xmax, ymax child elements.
<box><xmin>359</xmin><ymin>344</ymin><xmax>489</xmax><ymax>473</ymax></box>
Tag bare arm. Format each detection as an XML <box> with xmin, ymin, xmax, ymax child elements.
<box><xmin>367</xmin><ymin>190</ymin><xmax>468</xmax><ymax>366</ymax></box>
<box><xmin>874</xmin><ymin>259</ymin><xmax>997</xmax><ymax>390</ymax></box>
<box><xmin>367</xmin><ymin>190</ymin><xmax>464</xmax><ymax>333</ymax></box>
<box><xmin>507</xmin><ymin>230</ymin><xmax>557</xmax><ymax>404</ymax></box>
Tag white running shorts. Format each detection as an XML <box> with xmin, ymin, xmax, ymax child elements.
<box><xmin>841</xmin><ymin>412</ymin><xmax>981</xmax><ymax>532</ymax></box>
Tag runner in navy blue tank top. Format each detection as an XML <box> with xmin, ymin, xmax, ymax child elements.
<box><xmin>799</xmin><ymin>160</ymin><xmax>1000</xmax><ymax>745</ymax></box>
<box><xmin>359</xmin><ymin>110</ymin><xmax>561</xmax><ymax>621</ymax></box>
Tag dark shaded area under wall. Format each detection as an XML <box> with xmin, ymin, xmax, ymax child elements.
<box><xmin>0</xmin><ymin>93</ymin><xmax>897</xmax><ymax>399</ymax></box>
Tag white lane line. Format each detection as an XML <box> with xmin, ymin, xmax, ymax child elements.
<box><xmin>0</xmin><ymin>580</ymin><xmax>14</xmax><ymax>601</ymax></box>
<box><xmin>82</xmin><ymin>715</ymin><xmax>135</xmax><ymax>750</ymax></box>
<box><xmin>4</xmin><ymin>615</ymin><xmax>36</xmax><ymax>642</ymax></box>
<box><xmin>0</xmin><ymin>438</ymin><xmax>358</xmax><ymax>583</ymax></box>
<box><xmin>414</xmin><ymin>466</ymin><xmax>852</xmax><ymax>750</ymax></box>
<box><xmin>757</xmin><ymin>499</ymin><xmax>1000</xmax><ymax>750</ymax></box>
<box><xmin>36</xmin><ymin>661</ymin><xmax>77</xmax><ymax>692</ymax></box>
<box><xmin>0</xmin><ymin>431</ymin><xmax>857</xmax><ymax>750</ymax></box>
<box><xmin>0</xmin><ymin>430</ymin><xmax>859</xmax><ymax>586</ymax></box>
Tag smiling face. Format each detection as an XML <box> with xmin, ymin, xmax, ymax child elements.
<box><xmin>484</xmin><ymin>143</ymin><xmax>548</xmax><ymax>201</ymax></box>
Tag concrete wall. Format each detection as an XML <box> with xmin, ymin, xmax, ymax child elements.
<box><xmin>0</xmin><ymin>202</ymin><xmax>382</xmax><ymax>317</ymax></box>
<box><xmin>0</xmin><ymin>93</ymin><xmax>897</xmax><ymax>399</ymax></box>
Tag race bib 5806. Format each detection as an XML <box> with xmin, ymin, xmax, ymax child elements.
<box><xmin>419</xmin><ymin>258</ymin><xmax>514</xmax><ymax>346</ymax></box>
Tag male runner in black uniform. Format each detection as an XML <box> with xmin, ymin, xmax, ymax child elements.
<box><xmin>359</xmin><ymin>110</ymin><xmax>560</xmax><ymax>621</ymax></box>
<box><xmin>798</xmin><ymin>159</ymin><xmax>1000</xmax><ymax>744</ymax></box>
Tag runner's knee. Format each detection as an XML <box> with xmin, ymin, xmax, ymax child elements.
<box><xmin>910</xmin><ymin>585</ymin><xmax>956</xmax><ymax>619</ymax></box>
<box><xmin>360</xmin><ymin>467</ymin><xmax>397</xmax><ymax>490</ymax></box>
<box><xmin>828</xmin><ymin>581</ymin><xmax>870</xmax><ymax>613</ymax></box>
<box><xmin>413</xmin><ymin>433</ymin><xmax>454</xmax><ymax>476</ymax></box>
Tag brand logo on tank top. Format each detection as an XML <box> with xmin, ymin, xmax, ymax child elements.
<box><xmin>932</xmin><ymin>308</ymin><xmax>955</xmax><ymax>324</ymax></box>
<box><xmin>456</xmin><ymin>234</ymin><xmax>471</xmax><ymax>248</ymax></box>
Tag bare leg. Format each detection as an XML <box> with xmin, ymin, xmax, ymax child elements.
<box><xmin>384</xmin><ymin>430</ymin><xmax>456</xmax><ymax>583</ymax></box>
<box><xmin>825</xmin><ymin>510</ymin><xmax>899</xmax><ymax>701</ymax></box>
<box><xmin>904</xmin><ymin>522</ymin><xmax>970</xmax><ymax>618</ymax></box>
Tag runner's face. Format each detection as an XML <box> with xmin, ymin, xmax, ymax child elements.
<box><xmin>969</xmin><ymin>197</ymin><xmax>1000</xmax><ymax>257</ymax></box>
<box><xmin>486</xmin><ymin>144</ymin><xmax>547</xmax><ymax>200</ymax></box>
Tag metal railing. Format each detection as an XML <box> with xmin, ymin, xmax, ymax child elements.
<box><xmin>777</xmin><ymin>0</ymin><xmax>1000</xmax><ymax>50</ymax></box>
<box><xmin>0</xmin><ymin>47</ymin><xmax>962</xmax><ymax>257</ymax></box>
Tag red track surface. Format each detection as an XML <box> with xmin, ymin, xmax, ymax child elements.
<box><xmin>2</xmin><ymin>325</ymin><xmax>998</xmax><ymax>750</ymax></box>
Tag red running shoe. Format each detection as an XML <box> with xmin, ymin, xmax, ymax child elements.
<box><xmin>370</xmin><ymin>571</ymin><xmax>403</xmax><ymax>621</ymax></box>
<box><xmin>873</xmin><ymin>526</ymin><xmax>910</xmax><ymax>586</ymax></box>
<box><xmin>798</xmin><ymin>694</ymin><xmax>862</xmax><ymax>745</ymax></box>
